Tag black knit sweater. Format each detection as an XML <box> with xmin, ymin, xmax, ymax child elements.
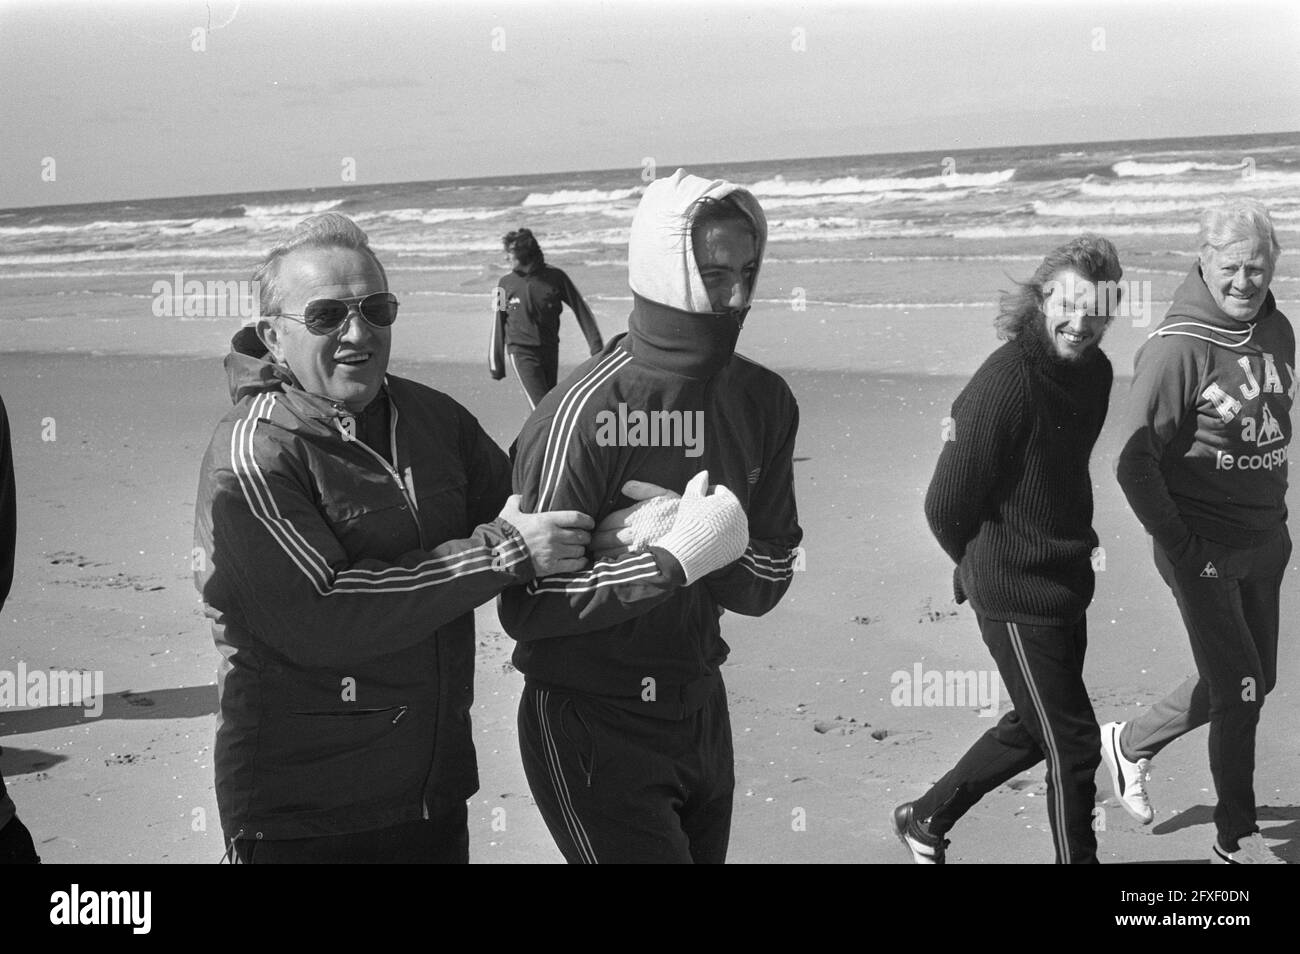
<box><xmin>925</xmin><ymin>325</ymin><xmax>1113</xmax><ymax>626</ymax></box>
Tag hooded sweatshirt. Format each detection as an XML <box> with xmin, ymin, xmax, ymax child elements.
<box><xmin>194</xmin><ymin>328</ymin><xmax>532</xmax><ymax>839</ymax></box>
<box><xmin>1117</xmin><ymin>264</ymin><xmax>1295</xmax><ymax>550</ymax></box>
<box><xmin>498</xmin><ymin>170</ymin><xmax>801</xmax><ymax>718</ymax></box>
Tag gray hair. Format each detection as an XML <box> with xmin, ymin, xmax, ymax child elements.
<box><xmin>253</xmin><ymin>212</ymin><xmax>388</xmax><ymax>317</ymax></box>
<box><xmin>1199</xmin><ymin>198</ymin><xmax>1282</xmax><ymax>264</ymax></box>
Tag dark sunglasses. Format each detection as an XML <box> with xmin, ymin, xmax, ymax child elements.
<box><xmin>277</xmin><ymin>292</ymin><xmax>399</xmax><ymax>335</ymax></box>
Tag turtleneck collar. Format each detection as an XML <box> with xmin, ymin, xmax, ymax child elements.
<box><xmin>626</xmin><ymin>293</ymin><xmax>743</xmax><ymax>379</ymax></box>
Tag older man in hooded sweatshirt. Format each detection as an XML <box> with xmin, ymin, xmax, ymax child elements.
<box><xmin>499</xmin><ymin>170</ymin><xmax>802</xmax><ymax>864</ymax></box>
<box><xmin>1103</xmin><ymin>199</ymin><xmax>1293</xmax><ymax>864</ymax></box>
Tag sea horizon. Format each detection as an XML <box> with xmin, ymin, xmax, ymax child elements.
<box><xmin>3</xmin><ymin>128</ymin><xmax>1298</xmax><ymax>375</ymax></box>
<box><xmin>4</xmin><ymin>128</ymin><xmax>1297</xmax><ymax>216</ymax></box>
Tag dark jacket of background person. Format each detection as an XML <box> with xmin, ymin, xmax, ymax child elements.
<box><xmin>194</xmin><ymin>329</ymin><xmax>532</xmax><ymax>840</ymax></box>
<box><xmin>489</xmin><ymin>263</ymin><xmax>603</xmax><ymax>378</ymax></box>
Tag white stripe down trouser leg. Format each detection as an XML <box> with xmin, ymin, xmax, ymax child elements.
<box><xmin>533</xmin><ymin>689</ymin><xmax>598</xmax><ymax>864</ymax></box>
<box><xmin>509</xmin><ymin>352</ymin><xmax>537</xmax><ymax>411</ymax></box>
<box><xmin>1006</xmin><ymin>622</ymin><xmax>1072</xmax><ymax>864</ymax></box>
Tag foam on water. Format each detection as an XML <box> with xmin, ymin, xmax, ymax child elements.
<box><xmin>3</xmin><ymin>133</ymin><xmax>1298</xmax><ymax>331</ymax></box>
<box><xmin>1112</xmin><ymin>160</ymin><xmax>1252</xmax><ymax>177</ymax></box>
<box><xmin>749</xmin><ymin>170</ymin><xmax>1015</xmax><ymax>198</ymax></box>
<box><xmin>522</xmin><ymin>187</ymin><xmax>643</xmax><ymax>207</ymax></box>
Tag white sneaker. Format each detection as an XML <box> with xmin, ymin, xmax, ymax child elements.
<box><xmin>1100</xmin><ymin>721</ymin><xmax>1153</xmax><ymax>824</ymax></box>
<box><xmin>1212</xmin><ymin>833</ymin><xmax>1285</xmax><ymax>864</ymax></box>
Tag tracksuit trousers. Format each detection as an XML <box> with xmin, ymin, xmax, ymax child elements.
<box><xmin>226</xmin><ymin>800</ymin><xmax>469</xmax><ymax>864</ymax></box>
<box><xmin>1119</xmin><ymin>525</ymin><xmax>1290</xmax><ymax>850</ymax></box>
<box><xmin>518</xmin><ymin>680</ymin><xmax>735</xmax><ymax>864</ymax></box>
<box><xmin>912</xmin><ymin>613</ymin><xmax>1101</xmax><ymax>863</ymax></box>
<box><xmin>508</xmin><ymin>344</ymin><xmax>559</xmax><ymax>410</ymax></box>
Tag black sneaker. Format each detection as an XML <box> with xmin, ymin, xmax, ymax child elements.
<box><xmin>891</xmin><ymin>801</ymin><xmax>948</xmax><ymax>864</ymax></box>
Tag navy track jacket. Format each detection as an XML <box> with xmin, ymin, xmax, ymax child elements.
<box><xmin>500</xmin><ymin>309</ymin><xmax>802</xmax><ymax>719</ymax></box>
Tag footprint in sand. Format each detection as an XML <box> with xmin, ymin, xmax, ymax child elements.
<box><xmin>104</xmin><ymin>752</ymin><xmax>148</xmax><ymax>766</ymax></box>
<box><xmin>47</xmin><ymin>550</ymin><xmax>108</xmax><ymax>568</ymax></box>
<box><xmin>917</xmin><ymin>597</ymin><xmax>959</xmax><ymax>623</ymax></box>
<box><xmin>811</xmin><ymin>715</ymin><xmax>891</xmax><ymax>739</ymax></box>
<box><xmin>1001</xmin><ymin>778</ymin><xmax>1047</xmax><ymax>796</ymax></box>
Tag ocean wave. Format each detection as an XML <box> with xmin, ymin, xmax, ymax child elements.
<box><xmin>376</xmin><ymin>230</ymin><xmax>628</xmax><ymax>254</ymax></box>
<box><xmin>521</xmin><ymin>187</ymin><xmax>642</xmax><ymax>207</ymax></box>
<box><xmin>0</xmin><ymin>218</ymin><xmax>192</xmax><ymax>236</ymax></box>
<box><xmin>0</xmin><ymin>247</ymin><xmax>265</xmax><ymax>266</ymax></box>
<box><xmin>1112</xmin><ymin>160</ymin><xmax>1250</xmax><ymax>177</ymax></box>
<box><xmin>748</xmin><ymin>170</ymin><xmax>1015</xmax><ymax>198</ymax></box>
<box><xmin>1080</xmin><ymin>171</ymin><xmax>1300</xmax><ymax>198</ymax></box>
<box><xmin>759</xmin><ymin>189</ymin><xmax>973</xmax><ymax>210</ymax></box>
<box><xmin>952</xmin><ymin>222</ymin><xmax>1201</xmax><ymax>239</ymax></box>
<box><xmin>166</xmin><ymin>218</ymin><xmax>249</xmax><ymax>236</ymax></box>
<box><xmin>243</xmin><ymin>199</ymin><xmax>346</xmax><ymax>217</ymax></box>
<box><xmin>377</xmin><ymin>263</ymin><xmax>488</xmax><ymax>272</ymax></box>
<box><xmin>1033</xmin><ymin>198</ymin><xmax>1221</xmax><ymax>218</ymax></box>
<box><xmin>537</xmin><ymin>201</ymin><xmax>634</xmax><ymax>218</ymax></box>
<box><xmin>764</xmin><ymin>253</ymin><xmax>1045</xmax><ymax>264</ymax></box>
<box><xmin>579</xmin><ymin>252</ymin><xmax>1048</xmax><ymax>268</ymax></box>
<box><xmin>768</xmin><ymin>216</ymin><xmax>864</xmax><ymax>231</ymax></box>
<box><xmin>353</xmin><ymin>206</ymin><xmax>512</xmax><ymax>226</ymax></box>
<box><xmin>751</xmin><ymin>298</ymin><xmax>992</xmax><ymax>309</ymax></box>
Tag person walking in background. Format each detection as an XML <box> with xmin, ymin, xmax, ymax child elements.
<box><xmin>1103</xmin><ymin>199</ymin><xmax>1292</xmax><ymax>865</ymax></box>
<box><xmin>489</xmin><ymin>228</ymin><xmax>604</xmax><ymax>409</ymax></box>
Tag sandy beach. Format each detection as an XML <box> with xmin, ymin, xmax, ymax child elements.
<box><xmin>2</xmin><ymin>318</ymin><xmax>1296</xmax><ymax>862</ymax></box>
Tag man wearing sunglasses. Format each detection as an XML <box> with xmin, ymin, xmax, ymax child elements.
<box><xmin>194</xmin><ymin>212</ymin><xmax>594</xmax><ymax>863</ymax></box>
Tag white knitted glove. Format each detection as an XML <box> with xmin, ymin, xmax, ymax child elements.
<box><xmin>654</xmin><ymin>471</ymin><xmax>749</xmax><ymax>585</ymax></box>
<box><xmin>591</xmin><ymin>481</ymin><xmax>680</xmax><ymax>559</ymax></box>
<box><xmin>622</xmin><ymin>494</ymin><xmax>681</xmax><ymax>552</ymax></box>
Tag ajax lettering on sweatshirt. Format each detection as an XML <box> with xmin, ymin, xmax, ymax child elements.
<box><xmin>1196</xmin><ymin>351</ymin><xmax>1296</xmax><ymax>472</ymax></box>
<box><xmin>1119</xmin><ymin>263</ymin><xmax>1295</xmax><ymax>550</ymax></box>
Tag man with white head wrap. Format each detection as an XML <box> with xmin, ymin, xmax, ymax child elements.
<box><xmin>499</xmin><ymin>169</ymin><xmax>802</xmax><ymax>863</ymax></box>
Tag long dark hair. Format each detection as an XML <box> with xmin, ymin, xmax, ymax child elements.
<box><xmin>996</xmin><ymin>234</ymin><xmax>1123</xmax><ymax>339</ymax></box>
<box><xmin>503</xmin><ymin>228</ymin><xmax>544</xmax><ymax>268</ymax></box>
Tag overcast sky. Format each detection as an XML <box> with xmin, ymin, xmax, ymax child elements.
<box><xmin>2</xmin><ymin>0</ymin><xmax>1297</xmax><ymax>208</ymax></box>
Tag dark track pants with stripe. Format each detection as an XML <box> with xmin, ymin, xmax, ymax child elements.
<box><xmin>519</xmin><ymin>682</ymin><xmax>734</xmax><ymax>864</ymax></box>
<box><xmin>508</xmin><ymin>344</ymin><xmax>559</xmax><ymax>410</ymax></box>
<box><xmin>1119</xmin><ymin>525</ymin><xmax>1290</xmax><ymax>849</ymax></box>
<box><xmin>912</xmin><ymin>614</ymin><xmax>1100</xmax><ymax>863</ymax></box>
